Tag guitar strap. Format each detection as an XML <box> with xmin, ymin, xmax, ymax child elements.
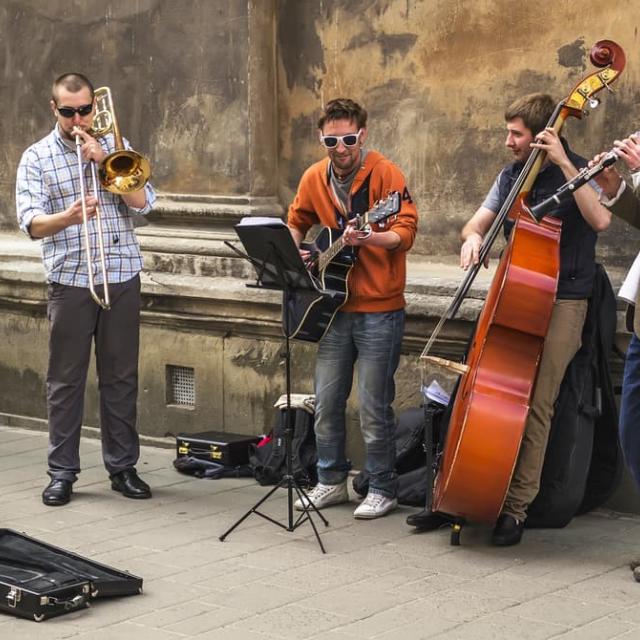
<box><xmin>348</xmin><ymin>172</ymin><xmax>372</xmax><ymax>220</ymax></box>
<box><xmin>326</xmin><ymin>160</ymin><xmax>373</xmax><ymax>227</ymax></box>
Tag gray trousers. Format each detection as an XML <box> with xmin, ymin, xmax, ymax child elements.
<box><xmin>46</xmin><ymin>276</ymin><xmax>141</xmax><ymax>482</ymax></box>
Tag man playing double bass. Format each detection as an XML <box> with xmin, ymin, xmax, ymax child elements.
<box><xmin>408</xmin><ymin>93</ymin><xmax>612</xmax><ymax>545</ymax></box>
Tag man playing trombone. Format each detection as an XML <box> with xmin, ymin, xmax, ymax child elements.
<box><xmin>16</xmin><ymin>72</ymin><xmax>155</xmax><ymax>506</ymax></box>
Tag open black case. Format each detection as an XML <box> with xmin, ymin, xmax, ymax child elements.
<box><xmin>0</xmin><ymin>528</ymin><xmax>142</xmax><ymax>622</ymax></box>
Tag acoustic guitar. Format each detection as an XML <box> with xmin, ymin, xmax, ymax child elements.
<box><xmin>286</xmin><ymin>191</ymin><xmax>401</xmax><ymax>342</ymax></box>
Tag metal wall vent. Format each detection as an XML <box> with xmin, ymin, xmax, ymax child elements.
<box><xmin>166</xmin><ymin>365</ymin><xmax>195</xmax><ymax>407</ymax></box>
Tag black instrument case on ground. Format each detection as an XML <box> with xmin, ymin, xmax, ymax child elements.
<box><xmin>176</xmin><ymin>430</ymin><xmax>261</xmax><ymax>466</ymax></box>
<box><xmin>0</xmin><ymin>528</ymin><xmax>142</xmax><ymax>622</ymax></box>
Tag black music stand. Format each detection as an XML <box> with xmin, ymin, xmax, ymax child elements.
<box><xmin>219</xmin><ymin>218</ymin><xmax>329</xmax><ymax>553</ymax></box>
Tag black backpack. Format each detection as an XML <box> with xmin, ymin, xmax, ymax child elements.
<box><xmin>249</xmin><ymin>407</ymin><xmax>317</xmax><ymax>486</ymax></box>
<box><xmin>352</xmin><ymin>404</ymin><xmax>447</xmax><ymax>505</ymax></box>
<box><xmin>527</xmin><ymin>264</ymin><xmax>623</xmax><ymax>527</ymax></box>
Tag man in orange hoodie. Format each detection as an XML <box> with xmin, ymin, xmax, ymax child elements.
<box><xmin>287</xmin><ymin>98</ymin><xmax>418</xmax><ymax>519</ymax></box>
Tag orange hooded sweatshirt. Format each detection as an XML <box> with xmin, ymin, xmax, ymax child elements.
<box><xmin>287</xmin><ymin>150</ymin><xmax>418</xmax><ymax>313</ymax></box>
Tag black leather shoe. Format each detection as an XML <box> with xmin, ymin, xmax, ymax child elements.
<box><xmin>406</xmin><ymin>510</ymin><xmax>453</xmax><ymax>531</ymax></box>
<box><xmin>42</xmin><ymin>479</ymin><xmax>73</xmax><ymax>506</ymax></box>
<box><xmin>491</xmin><ymin>513</ymin><xmax>524</xmax><ymax>546</ymax></box>
<box><xmin>110</xmin><ymin>469</ymin><xmax>152</xmax><ymax>499</ymax></box>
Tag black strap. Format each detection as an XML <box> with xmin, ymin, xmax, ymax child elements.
<box><xmin>349</xmin><ymin>172</ymin><xmax>372</xmax><ymax>217</ymax></box>
<box><xmin>332</xmin><ymin>171</ymin><xmax>373</xmax><ymax>227</ymax></box>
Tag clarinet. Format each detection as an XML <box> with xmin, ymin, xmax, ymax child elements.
<box><xmin>528</xmin><ymin>131</ymin><xmax>640</xmax><ymax>222</ymax></box>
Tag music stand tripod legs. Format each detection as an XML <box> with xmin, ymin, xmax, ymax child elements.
<box><xmin>219</xmin><ymin>326</ymin><xmax>328</xmax><ymax>552</ymax></box>
<box><xmin>219</xmin><ymin>222</ymin><xmax>330</xmax><ymax>553</ymax></box>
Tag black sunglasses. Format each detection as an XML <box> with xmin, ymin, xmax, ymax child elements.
<box><xmin>56</xmin><ymin>103</ymin><xmax>93</xmax><ymax>118</ymax></box>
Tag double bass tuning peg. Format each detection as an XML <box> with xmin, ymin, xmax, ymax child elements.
<box><xmin>582</xmin><ymin>97</ymin><xmax>600</xmax><ymax>117</ymax></box>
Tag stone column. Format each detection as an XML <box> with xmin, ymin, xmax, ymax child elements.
<box><xmin>137</xmin><ymin>0</ymin><xmax>282</xmax><ymax>278</ymax></box>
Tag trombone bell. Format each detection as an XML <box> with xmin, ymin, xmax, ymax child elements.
<box><xmin>99</xmin><ymin>150</ymin><xmax>151</xmax><ymax>194</ymax></box>
<box><xmin>91</xmin><ymin>86</ymin><xmax>151</xmax><ymax>194</ymax></box>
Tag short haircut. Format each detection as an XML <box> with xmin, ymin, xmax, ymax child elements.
<box><xmin>51</xmin><ymin>73</ymin><xmax>94</xmax><ymax>103</ymax></box>
<box><xmin>504</xmin><ymin>93</ymin><xmax>556</xmax><ymax>136</ymax></box>
<box><xmin>317</xmin><ymin>98</ymin><xmax>367</xmax><ymax>130</ymax></box>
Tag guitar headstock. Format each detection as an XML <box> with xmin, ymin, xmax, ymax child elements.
<box><xmin>363</xmin><ymin>191</ymin><xmax>401</xmax><ymax>227</ymax></box>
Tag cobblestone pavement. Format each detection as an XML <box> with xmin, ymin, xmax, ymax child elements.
<box><xmin>1</xmin><ymin>425</ymin><xmax>640</xmax><ymax>639</ymax></box>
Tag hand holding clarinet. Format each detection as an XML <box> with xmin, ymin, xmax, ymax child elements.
<box><xmin>590</xmin><ymin>132</ymin><xmax>640</xmax><ymax>199</ymax></box>
<box><xmin>528</xmin><ymin>131</ymin><xmax>640</xmax><ymax>221</ymax></box>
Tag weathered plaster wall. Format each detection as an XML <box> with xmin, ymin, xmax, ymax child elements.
<box><xmin>276</xmin><ymin>0</ymin><xmax>640</xmax><ymax>264</ymax></box>
<box><xmin>3</xmin><ymin>0</ymin><xmax>640</xmax><ymax>259</ymax></box>
<box><xmin>0</xmin><ymin>0</ymin><xmax>251</xmax><ymax>228</ymax></box>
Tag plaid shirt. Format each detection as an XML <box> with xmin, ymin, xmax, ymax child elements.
<box><xmin>16</xmin><ymin>125</ymin><xmax>156</xmax><ymax>286</ymax></box>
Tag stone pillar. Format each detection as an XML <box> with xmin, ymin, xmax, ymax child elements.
<box><xmin>138</xmin><ymin>0</ymin><xmax>282</xmax><ymax>277</ymax></box>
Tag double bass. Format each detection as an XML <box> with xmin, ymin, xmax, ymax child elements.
<box><xmin>421</xmin><ymin>40</ymin><xmax>626</xmax><ymax>540</ymax></box>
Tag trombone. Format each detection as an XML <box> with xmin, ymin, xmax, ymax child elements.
<box><xmin>75</xmin><ymin>86</ymin><xmax>151</xmax><ymax>309</ymax></box>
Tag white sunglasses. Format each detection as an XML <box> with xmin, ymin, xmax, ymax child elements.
<box><xmin>319</xmin><ymin>129</ymin><xmax>363</xmax><ymax>149</ymax></box>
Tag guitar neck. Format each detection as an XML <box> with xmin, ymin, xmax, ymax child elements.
<box><xmin>318</xmin><ymin>216</ymin><xmax>366</xmax><ymax>271</ymax></box>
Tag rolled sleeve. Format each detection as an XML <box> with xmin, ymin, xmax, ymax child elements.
<box><xmin>122</xmin><ymin>136</ymin><xmax>156</xmax><ymax>215</ymax></box>
<box><xmin>127</xmin><ymin>181</ymin><xmax>156</xmax><ymax>215</ymax></box>
<box><xmin>599</xmin><ymin>179</ymin><xmax>626</xmax><ymax>207</ymax></box>
<box><xmin>375</xmin><ymin>163</ymin><xmax>418</xmax><ymax>252</ymax></box>
<box><xmin>389</xmin><ymin>223</ymin><xmax>415</xmax><ymax>252</ymax></box>
<box><xmin>16</xmin><ymin>150</ymin><xmax>50</xmax><ymax>238</ymax></box>
<box><xmin>286</xmin><ymin>173</ymin><xmax>317</xmax><ymax>236</ymax></box>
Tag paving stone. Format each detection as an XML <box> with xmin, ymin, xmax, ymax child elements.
<box><xmin>1</xmin><ymin>425</ymin><xmax>640</xmax><ymax>639</ymax></box>
<box><xmin>609</xmin><ymin>600</ymin><xmax>640</xmax><ymax>624</ymax></box>
<box><xmin>555</xmin><ymin>568</ymin><xmax>640</xmax><ymax>609</ymax></box>
<box><xmin>425</xmin><ymin>611</ymin><xmax>567</xmax><ymax>639</ymax></box>
<box><xmin>71</xmin><ymin>621</ymin><xmax>185</xmax><ymax>639</ymax></box>
<box><xmin>198</xmin><ymin>580</ymin><xmax>308</xmax><ymax>613</ymax></box>
<box><xmin>232</xmin><ymin>603</ymin><xmax>351</xmax><ymax>639</ymax></box>
<box><xmin>450</xmin><ymin>571</ymin><xmax>561</xmax><ymax>602</ymax></box>
<box><xmin>551</xmin><ymin>616</ymin><xmax>636</xmax><ymax>639</ymax></box>
<box><xmin>335</xmin><ymin>599</ymin><xmax>458</xmax><ymax>638</ymax></box>
<box><xmin>295</xmin><ymin>581</ymin><xmax>413</xmax><ymax>620</ymax></box>
<box><xmin>196</xmin><ymin>626</ymin><xmax>282</xmax><ymax>640</ymax></box>
<box><xmin>263</xmin><ymin>557</ymin><xmax>373</xmax><ymax>592</ymax></box>
<box><xmin>506</xmin><ymin>592</ymin><xmax>620</xmax><ymax>627</ymax></box>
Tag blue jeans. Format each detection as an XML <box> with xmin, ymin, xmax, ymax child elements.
<box><xmin>620</xmin><ymin>333</ymin><xmax>640</xmax><ymax>489</ymax></box>
<box><xmin>313</xmin><ymin>310</ymin><xmax>405</xmax><ymax>497</ymax></box>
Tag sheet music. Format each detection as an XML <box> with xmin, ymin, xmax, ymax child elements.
<box><xmin>237</xmin><ymin>216</ymin><xmax>286</xmax><ymax>227</ymax></box>
<box><xmin>422</xmin><ymin>379</ymin><xmax>451</xmax><ymax>406</ymax></box>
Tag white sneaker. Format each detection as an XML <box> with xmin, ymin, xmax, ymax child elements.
<box><xmin>294</xmin><ymin>482</ymin><xmax>349</xmax><ymax>511</ymax></box>
<box><xmin>353</xmin><ymin>492</ymin><xmax>398</xmax><ymax>519</ymax></box>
